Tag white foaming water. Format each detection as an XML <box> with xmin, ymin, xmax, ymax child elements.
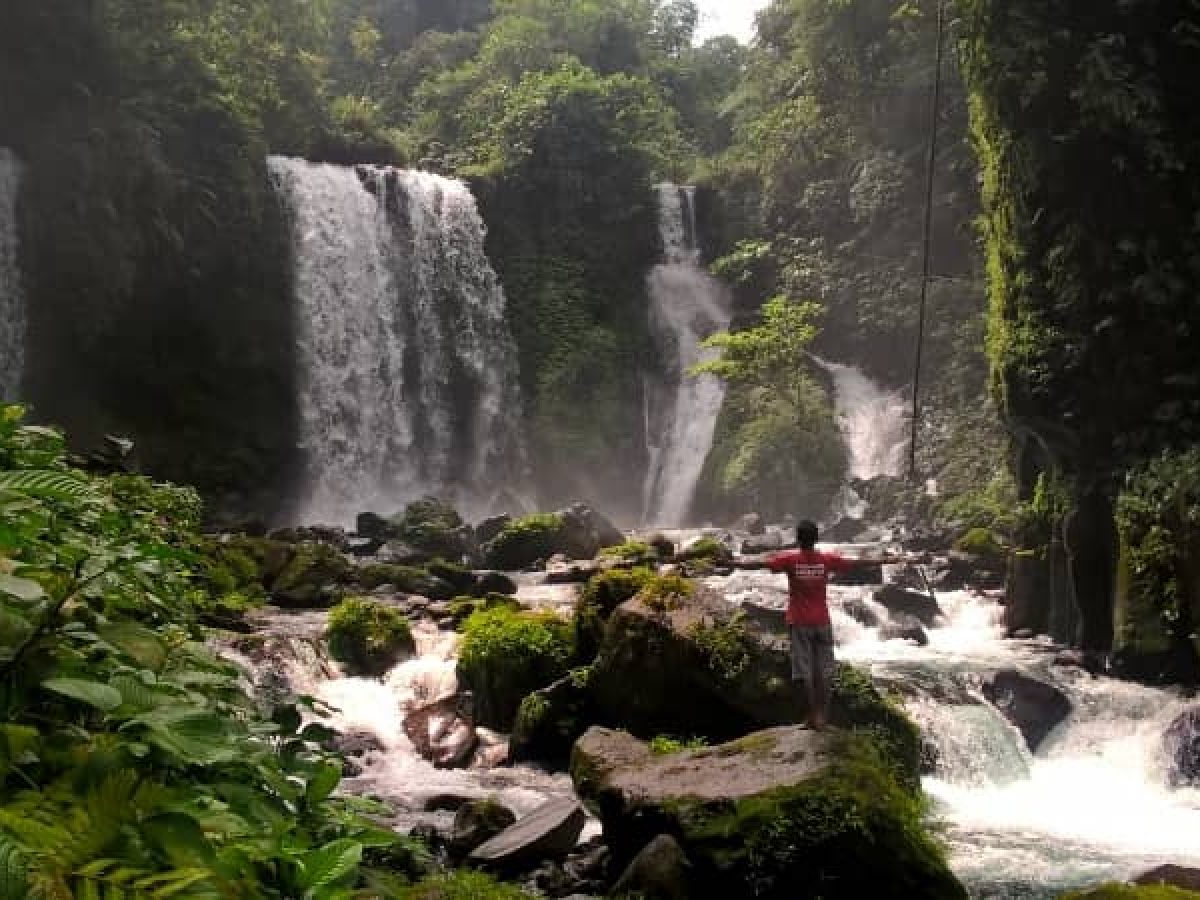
<box><xmin>0</xmin><ymin>149</ymin><xmax>24</xmax><ymax>402</ymax></box>
<box><xmin>709</xmin><ymin>564</ymin><xmax>1200</xmax><ymax>896</ymax></box>
<box><xmin>642</xmin><ymin>184</ymin><xmax>732</xmax><ymax>527</ymax></box>
<box><xmin>227</xmin><ymin>611</ymin><xmax>580</xmax><ymax>830</ymax></box>
<box><xmin>813</xmin><ymin>357</ymin><xmax>909</xmax><ymax>480</ymax></box>
<box><xmin>268</xmin><ymin>158</ymin><xmax>525</xmax><ymax>526</ymax></box>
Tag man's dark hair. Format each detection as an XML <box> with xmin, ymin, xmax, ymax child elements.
<box><xmin>796</xmin><ymin>519</ymin><xmax>819</xmax><ymax>550</ymax></box>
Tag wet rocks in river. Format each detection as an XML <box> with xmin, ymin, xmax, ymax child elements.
<box><xmin>404</xmin><ymin>692</ymin><xmax>479</xmax><ymax>769</ymax></box>
<box><xmin>879</xmin><ymin>614</ymin><xmax>929</xmax><ymax>646</ymax></box>
<box><xmin>611</xmin><ymin>834</ymin><xmax>690</xmax><ymax>900</ymax></box>
<box><xmin>1164</xmin><ymin>706</ymin><xmax>1200</xmax><ymax>786</ymax></box>
<box><xmin>843</xmin><ymin>597</ymin><xmax>882</xmax><ymax>628</ymax></box>
<box><xmin>741</xmin><ymin>531</ymin><xmax>784</xmax><ymax>554</ymax></box>
<box><xmin>734</xmin><ymin>513</ymin><xmax>766</xmax><ymax>535</ymax></box>
<box><xmin>448</xmin><ymin>799</ymin><xmax>518</xmax><ymax>858</ymax></box>
<box><xmin>872</xmin><ymin>583</ymin><xmax>943</xmax><ymax>627</ymax></box>
<box><xmin>511</xmin><ymin>672</ymin><xmax>598</xmax><ymax>771</ymax></box>
<box><xmin>468</xmin><ymin>797</ymin><xmax>587</xmax><ymax>872</ymax></box>
<box><xmin>980</xmin><ymin>668</ymin><xmax>1070</xmax><ymax>752</ymax></box>
<box><xmin>823</xmin><ymin>517</ymin><xmax>866</xmax><ymax>543</ymax></box>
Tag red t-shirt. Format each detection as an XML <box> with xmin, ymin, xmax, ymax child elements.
<box><xmin>767</xmin><ymin>549</ymin><xmax>853</xmax><ymax>627</ymax></box>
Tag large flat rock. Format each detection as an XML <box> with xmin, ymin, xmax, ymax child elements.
<box><xmin>468</xmin><ymin>796</ymin><xmax>587</xmax><ymax>870</ymax></box>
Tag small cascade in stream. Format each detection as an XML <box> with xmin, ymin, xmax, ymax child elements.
<box><xmin>268</xmin><ymin>157</ymin><xmax>526</xmax><ymax>526</ymax></box>
<box><xmin>0</xmin><ymin>149</ymin><xmax>25</xmax><ymax>402</ymax></box>
<box><xmin>709</xmin><ymin>561</ymin><xmax>1200</xmax><ymax>898</ymax></box>
<box><xmin>813</xmin><ymin>357</ymin><xmax>910</xmax><ymax>480</ymax></box>
<box><xmin>218</xmin><ymin>606</ymin><xmax>581</xmax><ymax>833</ymax></box>
<box><xmin>642</xmin><ymin>184</ymin><xmax>732</xmax><ymax>527</ymax></box>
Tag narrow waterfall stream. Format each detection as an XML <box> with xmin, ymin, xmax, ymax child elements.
<box><xmin>0</xmin><ymin>149</ymin><xmax>24</xmax><ymax>402</ymax></box>
<box><xmin>642</xmin><ymin>184</ymin><xmax>732</xmax><ymax>527</ymax></box>
<box><xmin>268</xmin><ymin>157</ymin><xmax>526</xmax><ymax>526</ymax></box>
<box><xmin>712</xmin><ymin>564</ymin><xmax>1200</xmax><ymax>897</ymax></box>
<box><xmin>813</xmin><ymin>356</ymin><xmax>910</xmax><ymax>481</ymax></box>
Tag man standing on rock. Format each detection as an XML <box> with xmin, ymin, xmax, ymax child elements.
<box><xmin>737</xmin><ymin>519</ymin><xmax>896</xmax><ymax>730</ymax></box>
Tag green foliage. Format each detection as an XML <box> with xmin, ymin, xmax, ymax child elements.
<box><xmin>272</xmin><ymin>543</ymin><xmax>353</xmax><ymax>608</ymax></box>
<box><xmin>959</xmin><ymin>0</ymin><xmax>1200</xmax><ymax>484</ymax></box>
<box><xmin>688</xmin><ymin>617</ymin><xmax>752</xmax><ymax>682</ymax></box>
<box><xmin>394</xmin><ymin>499</ymin><xmax>469</xmax><ymax>562</ymax></box>
<box><xmin>601</xmin><ymin>541</ymin><xmax>655</xmax><ymax>562</ymax></box>
<box><xmin>649</xmin><ymin>734</ymin><xmax>708</xmax><ymax>755</ymax></box>
<box><xmin>397</xmin><ymin>870</ymin><xmax>536</xmax><ymax>899</ymax></box>
<box><xmin>482</xmin><ymin>514</ymin><xmax>567</xmax><ymax>570</ymax></box>
<box><xmin>640</xmin><ymin>574</ymin><xmax>695</xmax><ymax>613</ymax></box>
<box><xmin>676</xmin><ymin>537</ymin><xmax>731</xmax><ymax>563</ymax></box>
<box><xmin>575</xmin><ymin>567</ymin><xmax>655</xmax><ymax>659</ymax></box>
<box><xmin>0</xmin><ymin>406</ymin><xmax>404</xmax><ymax>897</ymax></box>
<box><xmin>458</xmin><ymin>607</ymin><xmax>575</xmax><ymax>729</ymax></box>
<box><xmin>326</xmin><ymin>598</ymin><xmax>415</xmax><ymax>677</ymax></box>
<box><xmin>694</xmin><ymin>298</ymin><xmax>848</xmax><ymax>520</ymax></box>
<box><xmin>954</xmin><ymin>527</ymin><xmax>1005</xmax><ymax>559</ymax></box>
<box><xmin>1113</xmin><ymin>449</ymin><xmax>1200</xmax><ymax>672</ymax></box>
<box><xmin>356</xmin><ymin>564</ymin><xmax>457</xmax><ymax>601</ymax></box>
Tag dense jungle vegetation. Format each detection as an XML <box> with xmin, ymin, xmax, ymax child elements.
<box><xmin>2</xmin><ymin>0</ymin><xmax>1198</xmax><ymax>694</ymax></box>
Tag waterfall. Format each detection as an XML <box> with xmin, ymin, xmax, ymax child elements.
<box><xmin>813</xmin><ymin>357</ymin><xmax>909</xmax><ymax>480</ymax></box>
<box><xmin>0</xmin><ymin>149</ymin><xmax>24</xmax><ymax>402</ymax></box>
<box><xmin>642</xmin><ymin>184</ymin><xmax>732</xmax><ymax>527</ymax></box>
<box><xmin>268</xmin><ymin>158</ymin><xmax>526</xmax><ymax>525</ymax></box>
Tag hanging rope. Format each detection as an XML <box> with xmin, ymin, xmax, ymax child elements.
<box><xmin>909</xmin><ymin>0</ymin><xmax>947</xmax><ymax>482</ymax></box>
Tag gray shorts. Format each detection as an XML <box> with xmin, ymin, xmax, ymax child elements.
<box><xmin>789</xmin><ymin>625</ymin><xmax>836</xmax><ymax>684</ymax></box>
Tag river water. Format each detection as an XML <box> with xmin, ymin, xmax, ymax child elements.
<box><xmin>222</xmin><ymin>559</ymin><xmax>1200</xmax><ymax>895</ymax></box>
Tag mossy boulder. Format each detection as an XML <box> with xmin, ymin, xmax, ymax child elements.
<box><xmin>574</xmin><ymin>567</ymin><xmax>655</xmax><ymax>660</ymax></box>
<box><xmin>510</xmin><ymin>667</ymin><xmax>596</xmax><ymax>770</ymax></box>
<box><xmin>447</xmin><ymin>593</ymin><xmax>523</xmax><ymax>628</ymax></box>
<box><xmin>569</xmin><ymin>726</ymin><xmax>965</xmax><ymax>899</ymax></box>
<box><xmin>587</xmin><ymin>585</ymin><xmax>920</xmax><ymax>784</ymax></box>
<box><xmin>391</xmin><ymin>497</ymin><xmax>476</xmax><ymax>563</ymax></box>
<box><xmin>271</xmin><ymin>542</ymin><xmax>353</xmax><ymax>607</ymax></box>
<box><xmin>326</xmin><ymin>598</ymin><xmax>416</xmax><ymax>676</ymax></box>
<box><xmin>482</xmin><ymin>504</ymin><xmax>624</xmax><ymax>570</ymax></box>
<box><xmin>356</xmin><ymin>563</ymin><xmax>457</xmax><ymax>601</ymax></box>
<box><xmin>483</xmin><ymin>514</ymin><xmax>569</xmax><ymax>570</ymax></box>
<box><xmin>457</xmin><ymin>607</ymin><xmax>575</xmax><ymax>729</ymax></box>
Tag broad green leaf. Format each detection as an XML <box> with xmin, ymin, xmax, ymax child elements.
<box><xmin>130</xmin><ymin>707</ymin><xmax>237</xmax><ymax>766</ymax></box>
<box><xmin>0</xmin><ymin>609</ymin><xmax>34</xmax><ymax>661</ymax></box>
<box><xmin>99</xmin><ymin>622</ymin><xmax>168</xmax><ymax>671</ymax></box>
<box><xmin>305</xmin><ymin>762</ymin><xmax>341</xmax><ymax>805</ymax></box>
<box><xmin>0</xmin><ymin>574</ymin><xmax>44</xmax><ymax>602</ymax></box>
<box><xmin>42</xmin><ymin>678</ymin><xmax>123</xmax><ymax>712</ymax></box>
<box><xmin>0</xmin><ymin>836</ymin><xmax>29</xmax><ymax>900</ymax></box>
<box><xmin>299</xmin><ymin>839</ymin><xmax>362</xmax><ymax>894</ymax></box>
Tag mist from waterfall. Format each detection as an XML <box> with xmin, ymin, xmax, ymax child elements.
<box><xmin>268</xmin><ymin>157</ymin><xmax>526</xmax><ymax>525</ymax></box>
<box><xmin>0</xmin><ymin>149</ymin><xmax>24</xmax><ymax>402</ymax></box>
<box><xmin>814</xmin><ymin>357</ymin><xmax>910</xmax><ymax>480</ymax></box>
<box><xmin>642</xmin><ymin>184</ymin><xmax>732</xmax><ymax>527</ymax></box>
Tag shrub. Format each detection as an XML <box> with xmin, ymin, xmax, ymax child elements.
<box><xmin>397</xmin><ymin>871</ymin><xmax>535</xmax><ymax>899</ymax></box>
<box><xmin>600</xmin><ymin>540</ymin><xmax>655</xmax><ymax>562</ymax></box>
<box><xmin>953</xmin><ymin>526</ymin><xmax>1004</xmax><ymax>558</ymax></box>
<box><xmin>482</xmin><ymin>513</ymin><xmax>567</xmax><ymax>570</ymax></box>
<box><xmin>641</xmin><ymin>574</ymin><xmax>695</xmax><ymax>613</ymax></box>
<box><xmin>326</xmin><ymin>598</ymin><xmax>416</xmax><ymax>676</ymax></box>
<box><xmin>677</xmin><ymin>537</ymin><xmax>732</xmax><ymax>563</ymax></box>
<box><xmin>458</xmin><ymin>608</ymin><xmax>575</xmax><ymax>729</ymax></box>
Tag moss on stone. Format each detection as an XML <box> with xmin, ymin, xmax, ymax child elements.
<box><xmin>954</xmin><ymin>526</ymin><xmax>1005</xmax><ymax>558</ymax></box>
<box><xmin>326</xmin><ymin>598</ymin><xmax>415</xmax><ymax>677</ymax></box>
<box><xmin>830</xmin><ymin>664</ymin><xmax>923</xmax><ymax>790</ymax></box>
<box><xmin>396</xmin><ymin>871</ymin><xmax>535</xmax><ymax>899</ymax></box>
<box><xmin>271</xmin><ymin>542</ymin><xmax>353</xmax><ymax>607</ymax></box>
<box><xmin>678</xmin><ymin>732</ymin><xmax>964</xmax><ymax>899</ymax></box>
<box><xmin>482</xmin><ymin>513</ymin><xmax>568</xmax><ymax>570</ymax></box>
<box><xmin>676</xmin><ymin>537</ymin><xmax>732</xmax><ymax>564</ymax></box>
<box><xmin>356</xmin><ymin>564</ymin><xmax>456</xmax><ymax>601</ymax></box>
<box><xmin>574</xmin><ymin>567</ymin><xmax>655</xmax><ymax>660</ymax></box>
<box><xmin>458</xmin><ymin>607</ymin><xmax>575</xmax><ymax>729</ymax></box>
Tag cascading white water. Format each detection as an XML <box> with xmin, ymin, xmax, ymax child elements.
<box><xmin>711</xmin><ymin>563</ymin><xmax>1200</xmax><ymax>897</ymax></box>
<box><xmin>813</xmin><ymin>357</ymin><xmax>909</xmax><ymax>480</ymax></box>
<box><xmin>0</xmin><ymin>149</ymin><xmax>25</xmax><ymax>402</ymax></box>
<box><xmin>268</xmin><ymin>158</ymin><xmax>525</xmax><ymax>525</ymax></box>
<box><xmin>642</xmin><ymin>184</ymin><xmax>732</xmax><ymax>527</ymax></box>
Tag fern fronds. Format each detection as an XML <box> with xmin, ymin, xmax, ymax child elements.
<box><xmin>0</xmin><ymin>471</ymin><xmax>93</xmax><ymax>501</ymax></box>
